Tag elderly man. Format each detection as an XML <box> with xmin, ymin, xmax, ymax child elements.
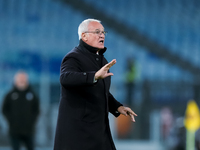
<box><xmin>54</xmin><ymin>19</ymin><xmax>137</xmax><ymax>150</ymax></box>
<box><xmin>2</xmin><ymin>71</ymin><xmax>40</xmax><ymax>150</ymax></box>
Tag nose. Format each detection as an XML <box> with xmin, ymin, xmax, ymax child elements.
<box><xmin>99</xmin><ymin>32</ymin><xmax>105</xmax><ymax>37</ymax></box>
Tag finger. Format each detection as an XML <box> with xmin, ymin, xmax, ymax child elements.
<box><xmin>106</xmin><ymin>73</ymin><xmax>114</xmax><ymax>76</ymax></box>
<box><xmin>110</xmin><ymin>59</ymin><xmax>116</xmax><ymax>64</ymax></box>
<box><xmin>126</xmin><ymin>108</ymin><xmax>137</xmax><ymax>116</ymax></box>
<box><xmin>126</xmin><ymin>111</ymin><xmax>136</xmax><ymax>122</ymax></box>
<box><xmin>129</xmin><ymin>111</ymin><xmax>137</xmax><ymax>116</ymax></box>
<box><xmin>111</xmin><ymin>59</ymin><xmax>117</xmax><ymax>64</ymax></box>
<box><xmin>133</xmin><ymin>112</ymin><xmax>137</xmax><ymax>116</ymax></box>
<box><xmin>130</xmin><ymin>114</ymin><xmax>136</xmax><ymax>122</ymax></box>
<box><xmin>128</xmin><ymin>111</ymin><xmax>137</xmax><ymax>117</ymax></box>
<box><xmin>127</xmin><ymin>111</ymin><xmax>137</xmax><ymax>117</ymax></box>
<box><xmin>104</xmin><ymin>73</ymin><xmax>114</xmax><ymax>78</ymax></box>
<box><xmin>107</xmin><ymin>59</ymin><xmax>116</xmax><ymax>68</ymax></box>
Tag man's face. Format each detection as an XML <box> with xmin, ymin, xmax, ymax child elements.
<box><xmin>15</xmin><ymin>73</ymin><xmax>29</xmax><ymax>90</ymax></box>
<box><xmin>82</xmin><ymin>21</ymin><xmax>105</xmax><ymax>49</ymax></box>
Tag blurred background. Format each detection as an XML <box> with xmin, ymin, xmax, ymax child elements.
<box><xmin>0</xmin><ymin>0</ymin><xmax>200</xmax><ymax>150</ymax></box>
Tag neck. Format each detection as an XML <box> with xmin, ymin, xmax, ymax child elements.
<box><xmin>79</xmin><ymin>39</ymin><xmax>107</xmax><ymax>55</ymax></box>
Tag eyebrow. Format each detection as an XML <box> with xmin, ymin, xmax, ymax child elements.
<box><xmin>95</xmin><ymin>29</ymin><xmax>104</xmax><ymax>31</ymax></box>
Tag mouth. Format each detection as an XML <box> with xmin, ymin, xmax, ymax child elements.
<box><xmin>99</xmin><ymin>40</ymin><xmax>104</xmax><ymax>44</ymax></box>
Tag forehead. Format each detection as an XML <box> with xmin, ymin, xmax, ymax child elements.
<box><xmin>15</xmin><ymin>73</ymin><xmax>27</xmax><ymax>80</ymax></box>
<box><xmin>88</xmin><ymin>21</ymin><xmax>104</xmax><ymax>30</ymax></box>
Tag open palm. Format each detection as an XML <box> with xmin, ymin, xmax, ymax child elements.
<box><xmin>95</xmin><ymin>59</ymin><xmax>116</xmax><ymax>80</ymax></box>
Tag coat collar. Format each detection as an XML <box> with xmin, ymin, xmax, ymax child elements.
<box><xmin>13</xmin><ymin>85</ymin><xmax>30</xmax><ymax>92</ymax></box>
<box><xmin>78</xmin><ymin>39</ymin><xmax>107</xmax><ymax>55</ymax></box>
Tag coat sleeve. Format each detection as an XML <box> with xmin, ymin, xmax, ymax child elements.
<box><xmin>31</xmin><ymin>91</ymin><xmax>40</xmax><ymax>124</ymax></box>
<box><xmin>2</xmin><ymin>94</ymin><xmax>11</xmax><ymax>122</ymax></box>
<box><xmin>108</xmin><ymin>92</ymin><xmax>123</xmax><ymax>117</ymax></box>
<box><xmin>60</xmin><ymin>57</ymin><xmax>96</xmax><ymax>87</ymax></box>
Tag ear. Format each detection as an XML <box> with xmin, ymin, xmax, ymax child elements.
<box><xmin>82</xmin><ymin>33</ymin><xmax>88</xmax><ymax>41</ymax></box>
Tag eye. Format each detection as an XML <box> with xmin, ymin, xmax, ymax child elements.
<box><xmin>95</xmin><ymin>30</ymin><xmax>101</xmax><ymax>34</ymax></box>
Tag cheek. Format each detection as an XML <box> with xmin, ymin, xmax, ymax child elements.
<box><xmin>89</xmin><ymin>37</ymin><xmax>98</xmax><ymax>45</ymax></box>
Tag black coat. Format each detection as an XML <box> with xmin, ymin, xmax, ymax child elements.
<box><xmin>2</xmin><ymin>86</ymin><xmax>40</xmax><ymax>136</ymax></box>
<box><xmin>54</xmin><ymin>40</ymin><xmax>122</xmax><ymax>150</ymax></box>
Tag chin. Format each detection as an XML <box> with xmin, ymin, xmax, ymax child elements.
<box><xmin>98</xmin><ymin>45</ymin><xmax>104</xmax><ymax>49</ymax></box>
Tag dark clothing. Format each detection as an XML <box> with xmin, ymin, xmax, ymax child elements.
<box><xmin>2</xmin><ymin>85</ymin><xmax>39</xmax><ymax>150</ymax></box>
<box><xmin>10</xmin><ymin>134</ymin><xmax>34</xmax><ymax>150</ymax></box>
<box><xmin>125</xmin><ymin>82</ymin><xmax>135</xmax><ymax>106</ymax></box>
<box><xmin>125</xmin><ymin>59</ymin><xmax>136</xmax><ymax>106</ymax></box>
<box><xmin>54</xmin><ymin>40</ymin><xmax>122</xmax><ymax>150</ymax></box>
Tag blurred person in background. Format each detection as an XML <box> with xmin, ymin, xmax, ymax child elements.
<box><xmin>196</xmin><ymin>128</ymin><xmax>200</xmax><ymax>150</ymax></box>
<box><xmin>124</xmin><ymin>57</ymin><xmax>137</xmax><ymax>107</ymax></box>
<box><xmin>2</xmin><ymin>71</ymin><xmax>40</xmax><ymax>150</ymax></box>
<box><xmin>53</xmin><ymin>18</ymin><xmax>137</xmax><ymax>150</ymax></box>
<box><xmin>171</xmin><ymin>117</ymin><xmax>186</xmax><ymax>150</ymax></box>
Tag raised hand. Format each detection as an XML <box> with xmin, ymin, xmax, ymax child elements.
<box><xmin>95</xmin><ymin>59</ymin><xmax>116</xmax><ymax>80</ymax></box>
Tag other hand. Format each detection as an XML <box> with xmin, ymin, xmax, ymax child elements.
<box><xmin>117</xmin><ymin>106</ymin><xmax>137</xmax><ymax>122</ymax></box>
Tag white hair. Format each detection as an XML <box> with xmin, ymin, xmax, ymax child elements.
<box><xmin>78</xmin><ymin>19</ymin><xmax>101</xmax><ymax>40</ymax></box>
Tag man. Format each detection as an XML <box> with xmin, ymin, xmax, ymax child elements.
<box><xmin>2</xmin><ymin>71</ymin><xmax>40</xmax><ymax>150</ymax></box>
<box><xmin>54</xmin><ymin>19</ymin><xmax>137</xmax><ymax>150</ymax></box>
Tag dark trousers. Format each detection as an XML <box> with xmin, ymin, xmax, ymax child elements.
<box><xmin>10</xmin><ymin>134</ymin><xmax>34</xmax><ymax>150</ymax></box>
<box><xmin>125</xmin><ymin>83</ymin><xmax>135</xmax><ymax>106</ymax></box>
